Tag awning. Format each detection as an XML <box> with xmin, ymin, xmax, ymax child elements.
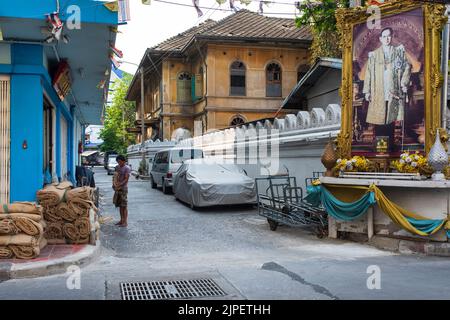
<box><xmin>81</xmin><ymin>150</ymin><xmax>99</xmax><ymax>157</ymax></box>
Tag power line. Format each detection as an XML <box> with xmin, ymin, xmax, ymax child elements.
<box><xmin>153</xmin><ymin>0</ymin><xmax>299</xmax><ymax>15</ymax></box>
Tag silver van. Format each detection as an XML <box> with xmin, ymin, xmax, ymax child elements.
<box><xmin>150</xmin><ymin>147</ymin><xmax>204</xmax><ymax>194</ymax></box>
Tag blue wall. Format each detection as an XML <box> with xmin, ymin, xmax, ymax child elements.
<box><xmin>0</xmin><ymin>0</ymin><xmax>117</xmax><ymax>25</ymax></box>
<box><xmin>6</xmin><ymin>43</ymin><xmax>78</xmax><ymax>200</ymax></box>
<box><xmin>10</xmin><ymin>75</ymin><xmax>44</xmax><ymax>202</ymax></box>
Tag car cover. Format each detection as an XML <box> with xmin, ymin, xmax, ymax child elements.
<box><xmin>173</xmin><ymin>160</ymin><xmax>257</xmax><ymax>207</ymax></box>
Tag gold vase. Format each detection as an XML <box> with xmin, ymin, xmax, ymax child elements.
<box><xmin>321</xmin><ymin>140</ymin><xmax>338</xmax><ymax>177</ymax></box>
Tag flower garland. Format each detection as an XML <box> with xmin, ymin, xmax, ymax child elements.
<box><xmin>334</xmin><ymin>156</ymin><xmax>373</xmax><ymax>172</ymax></box>
<box><xmin>390</xmin><ymin>151</ymin><xmax>431</xmax><ymax>174</ymax></box>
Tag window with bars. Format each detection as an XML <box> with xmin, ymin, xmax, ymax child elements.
<box><xmin>230</xmin><ymin>61</ymin><xmax>246</xmax><ymax>96</ymax></box>
<box><xmin>266</xmin><ymin>63</ymin><xmax>282</xmax><ymax>97</ymax></box>
<box><xmin>177</xmin><ymin>72</ymin><xmax>192</xmax><ymax>103</ymax></box>
<box><xmin>230</xmin><ymin>115</ymin><xmax>246</xmax><ymax>127</ymax></box>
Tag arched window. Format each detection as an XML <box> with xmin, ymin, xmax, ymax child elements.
<box><xmin>230</xmin><ymin>115</ymin><xmax>246</xmax><ymax>126</ymax></box>
<box><xmin>297</xmin><ymin>64</ymin><xmax>309</xmax><ymax>83</ymax></box>
<box><xmin>266</xmin><ymin>63</ymin><xmax>282</xmax><ymax>97</ymax></box>
<box><xmin>230</xmin><ymin>61</ymin><xmax>246</xmax><ymax>96</ymax></box>
<box><xmin>177</xmin><ymin>72</ymin><xmax>192</xmax><ymax>103</ymax></box>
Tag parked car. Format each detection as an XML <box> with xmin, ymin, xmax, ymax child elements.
<box><xmin>104</xmin><ymin>152</ymin><xmax>118</xmax><ymax>170</ymax></box>
<box><xmin>150</xmin><ymin>147</ymin><xmax>204</xmax><ymax>194</ymax></box>
<box><xmin>107</xmin><ymin>157</ymin><xmax>118</xmax><ymax>175</ymax></box>
<box><xmin>173</xmin><ymin>159</ymin><xmax>257</xmax><ymax>209</ymax></box>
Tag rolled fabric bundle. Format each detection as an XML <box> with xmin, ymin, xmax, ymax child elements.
<box><xmin>0</xmin><ymin>213</ymin><xmax>42</xmax><ymax>222</ymax></box>
<box><xmin>9</xmin><ymin>237</ymin><xmax>47</xmax><ymax>259</ymax></box>
<box><xmin>56</xmin><ymin>181</ymin><xmax>73</xmax><ymax>190</ymax></box>
<box><xmin>63</xmin><ymin>222</ymin><xmax>90</xmax><ymax>244</ymax></box>
<box><xmin>0</xmin><ymin>247</ymin><xmax>13</xmax><ymax>259</ymax></box>
<box><xmin>68</xmin><ymin>199</ymin><xmax>96</xmax><ymax>217</ymax></box>
<box><xmin>45</xmin><ymin>222</ymin><xmax>64</xmax><ymax>240</ymax></box>
<box><xmin>63</xmin><ymin>223</ymin><xmax>80</xmax><ymax>242</ymax></box>
<box><xmin>0</xmin><ymin>202</ymin><xmax>43</xmax><ymax>215</ymax></box>
<box><xmin>66</xmin><ymin>187</ymin><xmax>94</xmax><ymax>202</ymax></box>
<box><xmin>14</xmin><ymin>216</ymin><xmax>44</xmax><ymax>236</ymax></box>
<box><xmin>75</xmin><ymin>217</ymin><xmax>91</xmax><ymax>239</ymax></box>
<box><xmin>43</xmin><ymin>206</ymin><xmax>62</xmax><ymax>222</ymax></box>
<box><xmin>10</xmin><ymin>245</ymin><xmax>36</xmax><ymax>259</ymax></box>
<box><xmin>37</xmin><ymin>186</ymin><xmax>67</xmax><ymax>207</ymax></box>
<box><xmin>0</xmin><ymin>219</ymin><xmax>19</xmax><ymax>235</ymax></box>
<box><xmin>0</xmin><ymin>234</ymin><xmax>41</xmax><ymax>247</ymax></box>
<box><xmin>57</xmin><ymin>202</ymin><xmax>78</xmax><ymax>222</ymax></box>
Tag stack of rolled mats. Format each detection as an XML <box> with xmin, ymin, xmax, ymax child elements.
<box><xmin>37</xmin><ymin>183</ymin><xmax>98</xmax><ymax>245</ymax></box>
<box><xmin>0</xmin><ymin>202</ymin><xmax>47</xmax><ymax>259</ymax></box>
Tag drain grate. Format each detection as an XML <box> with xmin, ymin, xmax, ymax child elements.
<box><xmin>120</xmin><ymin>278</ymin><xmax>227</xmax><ymax>300</ymax></box>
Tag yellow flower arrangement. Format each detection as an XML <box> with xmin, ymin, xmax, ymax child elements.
<box><xmin>390</xmin><ymin>151</ymin><xmax>430</xmax><ymax>174</ymax></box>
<box><xmin>334</xmin><ymin>156</ymin><xmax>373</xmax><ymax>173</ymax></box>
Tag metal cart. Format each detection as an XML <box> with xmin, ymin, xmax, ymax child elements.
<box><xmin>255</xmin><ymin>173</ymin><xmax>328</xmax><ymax>238</ymax></box>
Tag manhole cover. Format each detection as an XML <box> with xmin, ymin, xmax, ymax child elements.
<box><xmin>120</xmin><ymin>278</ymin><xmax>227</xmax><ymax>300</ymax></box>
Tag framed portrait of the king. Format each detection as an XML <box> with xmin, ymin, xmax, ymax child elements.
<box><xmin>336</xmin><ymin>0</ymin><xmax>447</xmax><ymax>160</ymax></box>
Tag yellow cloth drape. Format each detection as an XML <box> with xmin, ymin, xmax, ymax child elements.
<box><xmin>323</xmin><ymin>183</ymin><xmax>449</xmax><ymax>237</ymax></box>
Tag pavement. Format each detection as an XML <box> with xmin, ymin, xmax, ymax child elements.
<box><xmin>0</xmin><ymin>167</ymin><xmax>450</xmax><ymax>299</ymax></box>
<box><xmin>0</xmin><ymin>242</ymin><xmax>101</xmax><ymax>281</ymax></box>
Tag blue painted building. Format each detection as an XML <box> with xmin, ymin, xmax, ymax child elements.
<box><xmin>0</xmin><ymin>1</ymin><xmax>118</xmax><ymax>202</ymax></box>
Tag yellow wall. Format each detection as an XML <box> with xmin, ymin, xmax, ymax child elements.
<box><xmin>205</xmin><ymin>44</ymin><xmax>309</xmax><ymax>131</ymax></box>
<box><xmin>136</xmin><ymin>43</ymin><xmax>310</xmax><ymax>141</ymax></box>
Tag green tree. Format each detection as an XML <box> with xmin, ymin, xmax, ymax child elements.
<box><xmin>295</xmin><ymin>0</ymin><xmax>351</xmax><ymax>63</ymax></box>
<box><xmin>100</xmin><ymin>73</ymin><xmax>136</xmax><ymax>156</ymax></box>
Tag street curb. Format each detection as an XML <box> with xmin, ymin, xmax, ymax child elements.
<box><xmin>367</xmin><ymin>235</ymin><xmax>450</xmax><ymax>257</ymax></box>
<box><xmin>2</xmin><ymin>240</ymin><xmax>102</xmax><ymax>280</ymax></box>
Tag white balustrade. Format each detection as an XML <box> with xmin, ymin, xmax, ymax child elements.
<box><xmin>311</xmin><ymin>108</ymin><xmax>326</xmax><ymax>128</ymax></box>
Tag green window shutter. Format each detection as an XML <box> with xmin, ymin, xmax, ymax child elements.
<box><xmin>191</xmin><ymin>77</ymin><xmax>196</xmax><ymax>102</ymax></box>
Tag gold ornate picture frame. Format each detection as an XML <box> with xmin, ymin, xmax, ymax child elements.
<box><xmin>336</xmin><ymin>0</ymin><xmax>447</xmax><ymax>159</ymax></box>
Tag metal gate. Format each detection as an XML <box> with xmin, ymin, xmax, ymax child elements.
<box><xmin>0</xmin><ymin>76</ymin><xmax>10</xmax><ymax>203</ymax></box>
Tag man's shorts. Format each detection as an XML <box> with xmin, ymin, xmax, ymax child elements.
<box><xmin>113</xmin><ymin>189</ymin><xmax>128</xmax><ymax>208</ymax></box>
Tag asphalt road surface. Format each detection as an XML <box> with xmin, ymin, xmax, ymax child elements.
<box><xmin>1</xmin><ymin>167</ymin><xmax>450</xmax><ymax>300</ymax></box>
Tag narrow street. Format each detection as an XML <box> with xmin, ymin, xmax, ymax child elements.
<box><xmin>1</xmin><ymin>167</ymin><xmax>450</xmax><ymax>300</ymax></box>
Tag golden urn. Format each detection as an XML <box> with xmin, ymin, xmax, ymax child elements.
<box><xmin>321</xmin><ymin>139</ymin><xmax>338</xmax><ymax>177</ymax></box>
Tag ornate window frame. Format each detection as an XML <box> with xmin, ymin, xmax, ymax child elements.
<box><xmin>336</xmin><ymin>0</ymin><xmax>447</xmax><ymax>158</ymax></box>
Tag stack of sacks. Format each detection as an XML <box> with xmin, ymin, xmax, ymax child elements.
<box><xmin>37</xmin><ymin>183</ymin><xmax>98</xmax><ymax>244</ymax></box>
<box><xmin>0</xmin><ymin>202</ymin><xmax>47</xmax><ymax>259</ymax></box>
<box><xmin>37</xmin><ymin>182</ymin><xmax>72</xmax><ymax>244</ymax></box>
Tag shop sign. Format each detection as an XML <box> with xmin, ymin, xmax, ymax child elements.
<box><xmin>53</xmin><ymin>60</ymin><xmax>72</xmax><ymax>101</ymax></box>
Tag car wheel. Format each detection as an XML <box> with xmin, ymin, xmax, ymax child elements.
<box><xmin>150</xmin><ymin>175</ymin><xmax>157</xmax><ymax>189</ymax></box>
<box><xmin>162</xmin><ymin>179</ymin><xmax>171</xmax><ymax>194</ymax></box>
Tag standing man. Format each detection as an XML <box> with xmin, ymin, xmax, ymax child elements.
<box><xmin>113</xmin><ymin>155</ymin><xmax>131</xmax><ymax>227</ymax></box>
<box><xmin>363</xmin><ymin>27</ymin><xmax>411</xmax><ymax>151</ymax></box>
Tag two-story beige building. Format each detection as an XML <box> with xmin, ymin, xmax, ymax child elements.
<box><xmin>126</xmin><ymin>10</ymin><xmax>312</xmax><ymax>141</ymax></box>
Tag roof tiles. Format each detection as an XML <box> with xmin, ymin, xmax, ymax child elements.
<box><xmin>149</xmin><ymin>10</ymin><xmax>311</xmax><ymax>53</ymax></box>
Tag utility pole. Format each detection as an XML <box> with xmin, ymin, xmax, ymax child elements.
<box><xmin>140</xmin><ymin>66</ymin><xmax>146</xmax><ymax>169</ymax></box>
<box><xmin>116</xmin><ymin>60</ymin><xmax>147</xmax><ymax>172</ymax></box>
